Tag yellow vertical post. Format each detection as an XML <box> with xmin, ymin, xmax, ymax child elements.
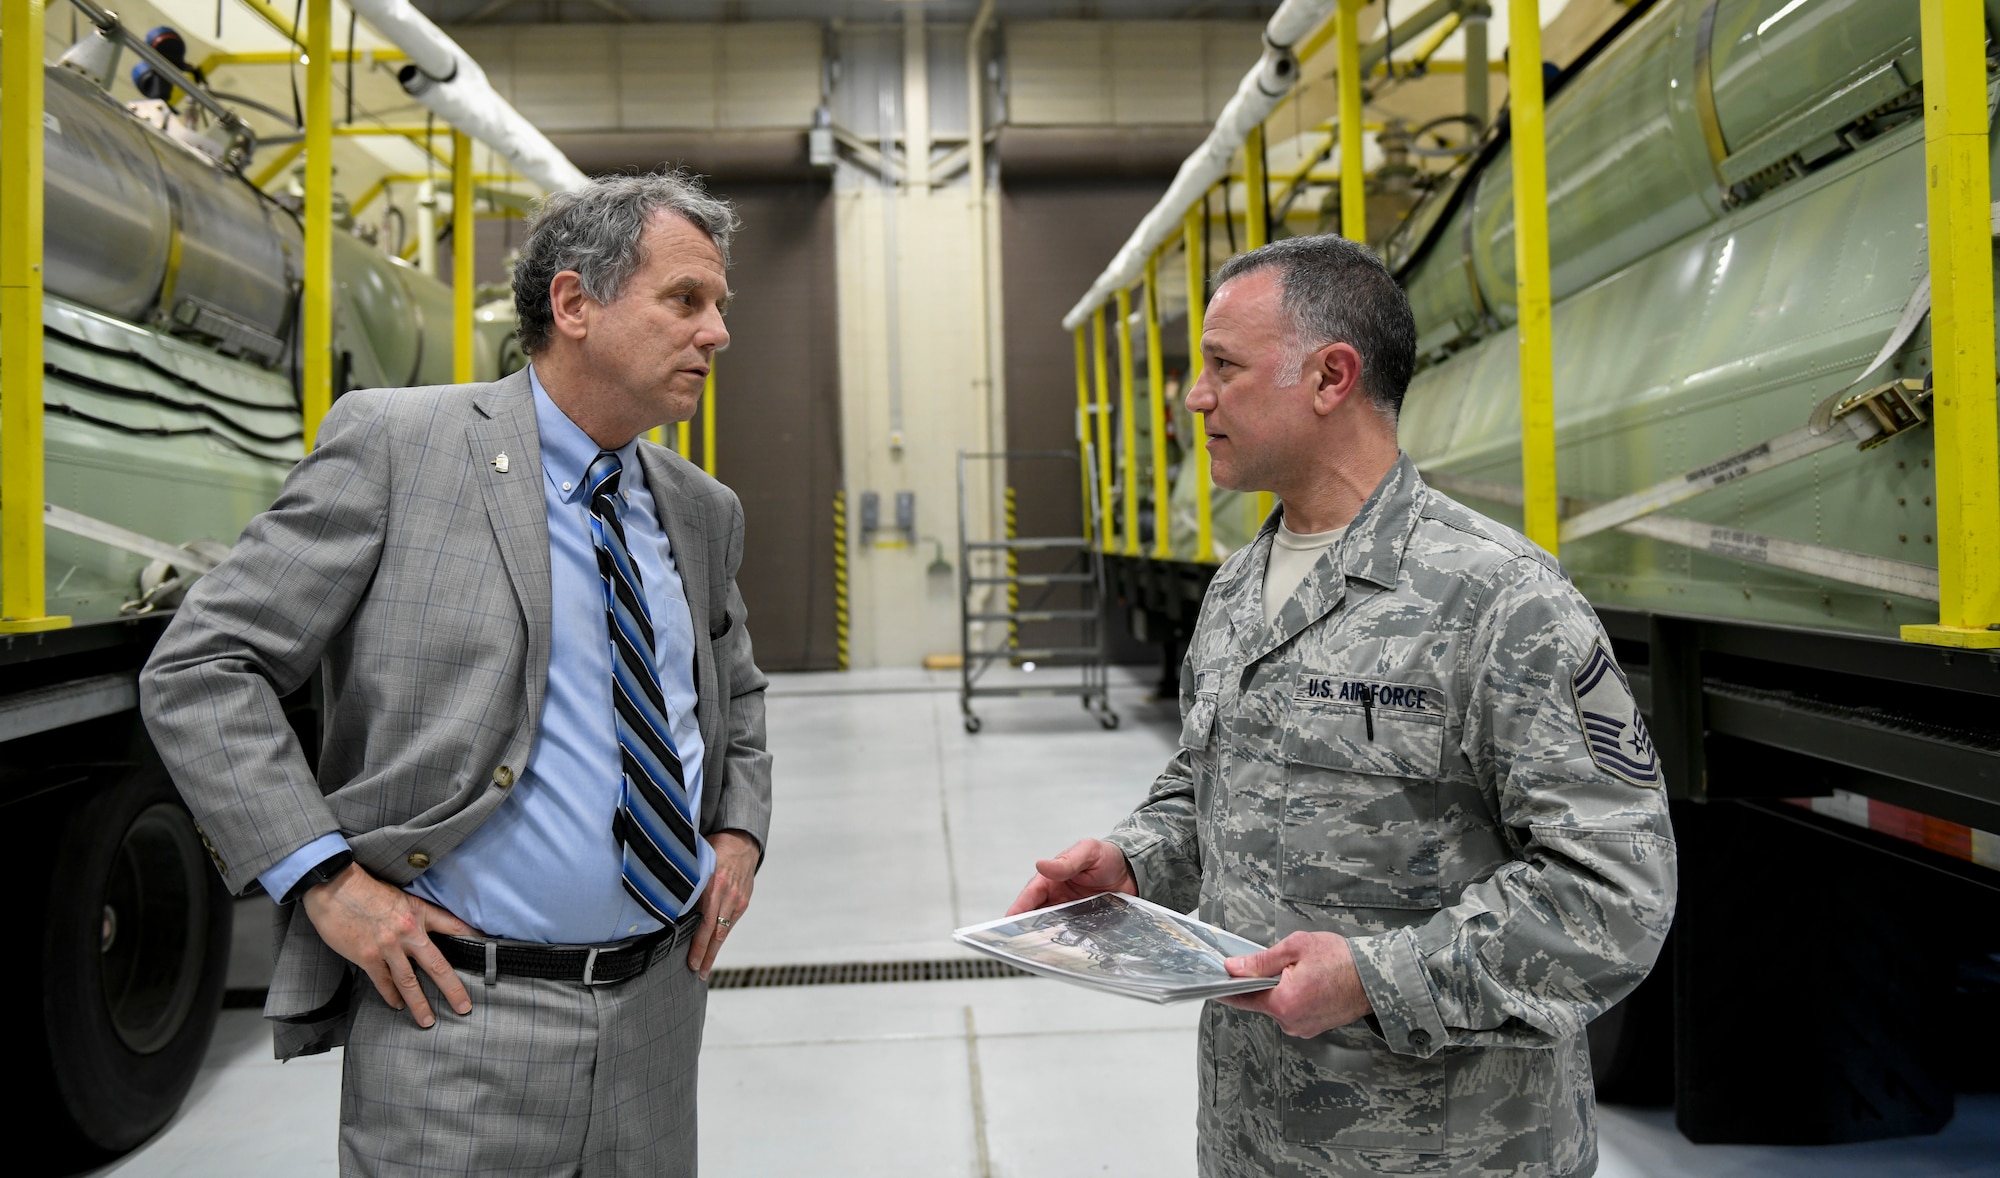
<box><xmin>301</xmin><ymin>0</ymin><xmax>333</xmax><ymax>449</ymax></box>
<box><xmin>676</xmin><ymin>420</ymin><xmax>692</xmax><ymax>457</ymax></box>
<box><xmin>701</xmin><ymin>362</ymin><xmax>717</xmax><ymax>476</ymax></box>
<box><xmin>0</xmin><ymin>0</ymin><xmax>64</xmax><ymax>631</ymax></box>
<box><xmin>1073</xmin><ymin>326</ymin><xmax>1094</xmax><ymax>543</ymax></box>
<box><xmin>1144</xmin><ymin>254</ymin><xmax>1171</xmax><ymax>559</ymax></box>
<box><xmin>1908</xmin><ymin>0</ymin><xmax>2000</xmax><ymax>647</ymax></box>
<box><xmin>1337</xmin><ymin>0</ymin><xmax>1367</xmax><ymax>243</ymax></box>
<box><xmin>1116</xmin><ymin>288</ymin><xmax>1140</xmax><ymax>556</ymax></box>
<box><xmin>647</xmin><ymin>427</ymin><xmax>663</xmax><ymax>445</ymax></box>
<box><xmin>1184</xmin><ymin>203</ymin><xmax>1213</xmax><ymax>563</ymax></box>
<box><xmin>1244</xmin><ymin>125</ymin><xmax>1269</xmax><ymax>252</ymax></box>
<box><xmin>452</xmin><ymin>130</ymin><xmax>474</xmax><ymax>384</ymax></box>
<box><xmin>1509</xmin><ymin>0</ymin><xmax>1559</xmax><ymax>554</ymax></box>
<box><xmin>1244</xmin><ymin>128</ymin><xmax>1274</xmax><ymax>528</ymax></box>
<box><xmin>1092</xmin><ymin>308</ymin><xmax>1113</xmax><ymax>552</ymax></box>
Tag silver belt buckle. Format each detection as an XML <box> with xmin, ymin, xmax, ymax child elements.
<box><xmin>581</xmin><ymin>946</ymin><xmax>608</xmax><ymax>986</ymax></box>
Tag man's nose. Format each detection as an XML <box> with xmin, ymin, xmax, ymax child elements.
<box><xmin>1185</xmin><ymin>372</ymin><xmax>1217</xmax><ymax>413</ymax></box>
<box><xmin>698</xmin><ymin>308</ymin><xmax>730</xmax><ymax>355</ymax></box>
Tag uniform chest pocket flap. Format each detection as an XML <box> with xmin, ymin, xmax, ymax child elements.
<box><xmin>1180</xmin><ymin>670</ymin><xmax>1220</xmax><ymax>751</ymax></box>
<box><xmin>1283</xmin><ymin>675</ymin><xmax>1445</xmax><ymax>779</ymax></box>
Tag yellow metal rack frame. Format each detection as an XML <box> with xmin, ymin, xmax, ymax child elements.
<box><xmin>1907</xmin><ymin>0</ymin><xmax>2000</xmax><ymax>647</ymax></box>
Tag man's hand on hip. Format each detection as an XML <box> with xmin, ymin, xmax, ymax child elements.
<box><xmin>301</xmin><ymin>862</ymin><xmax>477</xmax><ymax>1028</ymax></box>
<box><xmin>1218</xmin><ymin>931</ymin><xmax>1373</xmax><ymax>1039</ymax></box>
<box><xmin>1005</xmin><ymin>838</ymin><xmax>1137</xmax><ymax>916</ymax></box>
<box><xmin>689</xmin><ymin>829</ymin><xmax>759</xmax><ymax>980</ymax></box>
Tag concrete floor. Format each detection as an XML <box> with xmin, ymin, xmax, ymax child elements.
<box><xmin>97</xmin><ymin>668</ymin><xmax>2000</xmax><ymax>1177</ymax></box>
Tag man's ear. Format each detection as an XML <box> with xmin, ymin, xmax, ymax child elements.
<box><xmin>549</xmin><ymin>271</ymin><xmax>591</xmax><ymax>343</ymax></box>
<box><xmin>1310</xmin><ymin>341</ymin><xmax>1365</xmax><ymax>416</ymax></box>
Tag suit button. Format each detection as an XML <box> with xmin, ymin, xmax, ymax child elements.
<box><xmin>1409</xmin><ymin>1028</ymin><xmax>1431</xmax><ymax>1048</ymax></box>
<box><xmin>493</xmin><ymin>765</ymin><xmax>515</xmax><ymax>788</ymax></box>
<box><xmin>408</xmin><ymin>851</ymin><xmax>431</xmax><ymax>870</ymax></box>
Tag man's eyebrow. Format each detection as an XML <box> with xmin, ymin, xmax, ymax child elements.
<box><xmin>664</xmin><ymin>274</ymin><xmax>733</xmax><ymax>312</ymax></box>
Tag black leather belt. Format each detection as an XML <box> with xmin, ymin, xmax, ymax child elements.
<box><xmin>433</xmin><ymin>910</ymin><xmax>702</xmax><ymax>987</ymax></box>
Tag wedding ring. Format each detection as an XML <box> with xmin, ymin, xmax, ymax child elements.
<box><xmin>715</xmin><ymin>916</ymin><xmax>732</xmax><ymax>929</ymax></box>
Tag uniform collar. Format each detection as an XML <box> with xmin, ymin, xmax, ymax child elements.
<box><xmin>1337</xmin><ymin>452</ymin><xmax>1424</xmax><ymax>591</ymax></box>
<box><xmin>1225</xmin><ymin>453</ymin><xmax>1425</xmax><ymax>661</ymax></box>
<box><xmin>530</xmin><ymin>365</ymin><xmax>643</xmax><ymax>505</ymax></box>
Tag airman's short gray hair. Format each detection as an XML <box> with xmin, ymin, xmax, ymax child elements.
<box><xmin>1212</xmin><ymin>234</ymin><xmax>1417</xmax><ymax>419</ymax></box>
<box><xmin>513</xmin><ymin>171</ymin><xmax>739</xmax><ymax>354</ymax></box>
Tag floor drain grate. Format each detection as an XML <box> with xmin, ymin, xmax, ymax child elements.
<box><xmin>708</xmin><ymin>959</ymin><xmax>1031</xmax><ymax>990</ymax></box>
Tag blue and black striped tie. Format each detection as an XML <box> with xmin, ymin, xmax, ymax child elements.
<box><xmin>585</xmin><ymin>451</ymin><xmax>701</xmax><ymax>923</ymax></box>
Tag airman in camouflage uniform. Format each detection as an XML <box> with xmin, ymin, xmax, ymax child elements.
<box><xmin>1013</xmin><ymin>235</ymin><xmax>1675</xmax><ymax>1177</ymax></box>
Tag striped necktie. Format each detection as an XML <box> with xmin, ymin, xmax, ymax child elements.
<box><xmin>585</xmin><ymin>451</ymin><xmax>702</xmax><ymax>923</ymax></box>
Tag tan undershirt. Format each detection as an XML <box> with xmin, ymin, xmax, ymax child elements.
<box><xmin>1262</xmin><ymin>519</ymin><xmax>1348</xmax><ymax>625</ymax></box>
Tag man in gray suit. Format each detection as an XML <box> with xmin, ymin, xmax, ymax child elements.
<box><xmin>141</xmin><ymin>172</ymin><xmax>770</xmax><ymax>1176</ymax></box>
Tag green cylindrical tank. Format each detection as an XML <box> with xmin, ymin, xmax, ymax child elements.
<box><xmin>9</xmin><ymin>63</ymin><xmax>516</xmax><ymax>625</ymax></box>
<box><xmin>1388</xmin><ymin>0</ymin><xmax>1964</xmax><ymax>637</ymax></box>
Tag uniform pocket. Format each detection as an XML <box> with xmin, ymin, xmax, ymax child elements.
<box><xmin>1181</xmin><ymin>691</ymin><xmax>1218</xmax><ymax>751</ymax></box>
<box><xmin>1281</xmin><ymin>1028</ymin><xmax>1446</xmax><ymax>1152</ymax></box>
<box><xmin>1280</xmin><ymin>677</ymin><xmax>1446</xmax><ymax>910</ymax></box>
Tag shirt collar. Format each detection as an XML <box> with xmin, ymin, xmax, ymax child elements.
<box><xmin>529</xmin><ymin>365</ymin><xmax>643</xmax><ymax>505</ymax></box>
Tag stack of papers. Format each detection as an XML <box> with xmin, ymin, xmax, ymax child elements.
<box><xmin>953</xmin><ymin>892</ymin><xmax>1280</xmax><ymax>1004</ymax></box>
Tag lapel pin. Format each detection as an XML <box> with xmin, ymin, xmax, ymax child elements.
<box><xmin>492</xmin><ymin>452</ymin><xmax>510</xmax><ymax>473</ymax></box>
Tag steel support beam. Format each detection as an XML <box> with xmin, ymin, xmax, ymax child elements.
<box><xmin>1092</xmin><ymin>307</ymin><xmax>1113</xmax><ymax>554</ymax></box>
<box><xmin>1508</xmin><ymin>0</ymin><xmax>1558</xmax><ymax>554</ymax></box>
<box><xmin>302</xmin><ymin>0</ymin><xmax>334</xmax><ymax>448</ymax></box>
<box><xmin>1073</xmin><ymin>326</ymin><xmax>1094</xmax><ymax>545</ymax></box>
<box><xmin>1116</xmin><ymin>287</ymin><xmax>1140</xmax><ymax>556</ymax></box>
<box><xmin>1184</xmin><ymin>203</ymin><xmax>1213</xmax><ymax>563</ymax></box>
<box><xmin>1908</xmin><ymin>0</ymin><xmax>2000</xmax><ymax>648</ymax></box>
<box><xmin>1145</xmin><ymin>254</ymin><xmax>1170</xmax><ymax>559</ymax></box>
<box><xmin>452</xmin><ymin>130</ymin><xmax>474</xmax><ymax>383</ymax></box>
<box><xmin>701</xmin><ymin>361</ymin><xmax>717</xmax><ymax>476</ymax></box>
<box><xmin>1337</xmin><ymin>0</ymin><xmax>1366</xmax><ymax>243</ymax></box>
<box><xmin>0</xmin><ymin>0</ymin><xmax>63</xmax><ymax>631</ymax></box>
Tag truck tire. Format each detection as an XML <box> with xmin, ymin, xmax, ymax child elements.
<box><xmin>37</xmin><ymin>767</ymin><xmax>232</xmax><ymax>1159</ymax></box>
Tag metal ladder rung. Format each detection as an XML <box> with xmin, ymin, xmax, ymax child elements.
<box><xmin>964</xmin><ymin>537</ymin><xmax>1091</xmax><ymax>550</ymax></box>
<box><xmin>966</xmin><ymin>573</ymin><xmax>1095</xmax><ymax>585</ymax></box>
<box><xmin>964</xmin><ymin>646</ymin><xmax>1103</xmax><ymax>661</ymax></box>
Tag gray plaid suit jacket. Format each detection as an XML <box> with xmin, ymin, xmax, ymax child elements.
<box><xmin>140</xmin><ymin>367</ymin><xmax>773</xmax><ymax>1058</ymax></box>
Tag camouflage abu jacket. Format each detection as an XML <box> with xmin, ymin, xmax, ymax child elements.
<box><xmin>1104</xmin><ymin>455</ymin><xmax>1677</xmax><ymax>1178</ymax></box>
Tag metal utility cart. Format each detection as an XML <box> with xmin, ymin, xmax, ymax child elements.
<box><xmin>956</xmin><ymin>450</ymin><xmax>1117</xmax><ymax>733</ymax></box>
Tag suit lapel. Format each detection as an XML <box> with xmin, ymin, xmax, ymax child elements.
<box><xmin>467</xmin><ymin>370</ymin><xmax>553</xmax><ymax>720</ymax></box>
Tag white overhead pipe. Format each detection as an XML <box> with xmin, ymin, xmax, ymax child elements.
<box><xmin>1059</xmin><ymin>0</ymin><xmax>1332</xmax><ymax>332</ymax></box>
<box><xmin>1059</xmin><ymin>0</ymin><xmax>1462</xmax><ymax>332</ymax></box>
<box><xmin>349</xmin><ymin>0</ymin><xmax>588</xmax><ymax>194</ymax></box>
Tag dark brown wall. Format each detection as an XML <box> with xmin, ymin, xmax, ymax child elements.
<box><xmin>698</xmin><ymin>182</ymin><xmax>843</xmax><ymax>672</ymax></box>
<box><xmin>1000</xmin><ymin>179</ymin><xmax>1171</xmax><ymax>544</ymax></box>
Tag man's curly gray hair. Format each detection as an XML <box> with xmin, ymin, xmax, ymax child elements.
<box><xmin>512</xmin><ymin>171</ymin><xmax>740</xmax><ymax>354</ymax></box>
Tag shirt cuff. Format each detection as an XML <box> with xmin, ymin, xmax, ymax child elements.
<box><xmin>1348</xmin><ymin>926</ymin><xmax>1449</xmax><ymax>1059</ymax></box>
<box><xmin>258</xmin><ymin>832</ymin><xmax>352</xmax><ymax>904</ymax></box>
<box><xmin>1101</xmin><ymin>830</ymin><xmax>1181</xmax><ymax>907</ymax></box>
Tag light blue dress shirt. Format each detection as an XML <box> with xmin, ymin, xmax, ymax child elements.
<box><xmin>260</xmin><ymin>367</ymin><xmax>711</xmax><ymax>943</ymax></box>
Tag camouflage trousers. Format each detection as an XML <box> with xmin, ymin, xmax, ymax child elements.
<box><xmin>1194</xmin><ymin>1004</ymin><xmax>1599</xmax><ymax>1178</ymax></box>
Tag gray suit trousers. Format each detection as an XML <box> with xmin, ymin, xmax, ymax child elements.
<box><xmin>338</xmin><ymin>953</ymin><xmax>707</xmax><ymax>1177</ymax></box>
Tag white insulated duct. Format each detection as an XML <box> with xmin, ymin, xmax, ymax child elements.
<box><xmin>1058</xmin><ymin>0</ymin><xmax>1462</xmax><ymax>332</ymax></box>
<box><xmin>349</xmin><ymin>0</ymin><xmax>588</xmax><ymax>194</ymax></box>
<box><xmin>1059</xmin><ymin>0</ymin><xmax>1335</xmax><ymax>332</ymax></box>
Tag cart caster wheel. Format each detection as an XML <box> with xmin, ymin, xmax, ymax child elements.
<box><xmin>963</xmin><ymin>715</ymin><xmax>983</xmax><ymax>734</ymax></box>
<box><xmin>1098</xmin><ymin>710</ymin><xmax>1121</xmax><ymax>730</ymax></box>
